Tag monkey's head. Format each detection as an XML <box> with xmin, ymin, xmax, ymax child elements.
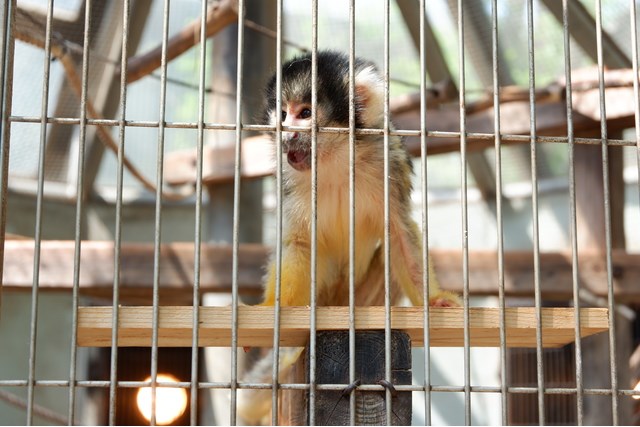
<box><xmin>263</xmin><ymin>51</ymin><xmax>384</xmax><ymax>172</ymax></box>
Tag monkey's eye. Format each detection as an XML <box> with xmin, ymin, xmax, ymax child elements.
<box><xmin>300</xmin><ymin>108</ymin><xmax>312</xmax><ymax>119</ymax></box>
<box><xmin>281</xmin><ymin>110</ymin><xmax>287</xmax><ymax>122</ymax></box>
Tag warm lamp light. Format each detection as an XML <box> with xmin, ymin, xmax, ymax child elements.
<box><xmin>633</xmin><ymin>380</ymin><xmax>640</xmax><ymax>401</ymax></box>
<box><xmin>136</xmin><ymin>374</ymin><xmax>188</xmax><ymax>425</ymax></box>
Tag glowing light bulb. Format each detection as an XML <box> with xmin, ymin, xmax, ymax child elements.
<box><xmin>633</xmin><ymin>380</ymin><xmax>640</xmax><ymax>400</ymax></box>
<box><xmin>136</xmin><ymin>374</ymin><xmax>188</xmax><ymax>425</ymax></box>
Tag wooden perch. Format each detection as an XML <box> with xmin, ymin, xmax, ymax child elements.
<box><xmin>3</xmin><ymin>240</ymin><xmax>640</xmax><ymax>304</ymax></box>
<box><xmin>125</xmin><ymin>0</ymin><xmax>238</xmax><ymax>83</ymax></box>
<box><xmin>76</xmin><ymin>306</ymin><xmax>609</xmax><ymax>348</ymax></box>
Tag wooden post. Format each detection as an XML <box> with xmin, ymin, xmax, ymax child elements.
<box><xmin>281</xmin><ymin>330</ymin><xmax>412</xmax><ymax>426</ymax></box>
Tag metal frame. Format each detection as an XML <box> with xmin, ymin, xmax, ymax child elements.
<box><xmin>0</xmin><ymin>0</ymin><xmax>639</xmax><ymax>426</ymax></box>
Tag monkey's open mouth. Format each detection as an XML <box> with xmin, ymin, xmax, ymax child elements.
<box><xmin>287</xmin><ymin>149</ymin><xmax>310</xmax><ymax>171</ymax></box>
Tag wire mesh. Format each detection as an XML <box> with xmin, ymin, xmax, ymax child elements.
<box><xmin>1</xmin><ymin>0</ymin><xmax>640</xmax><ymax>426</ymax></box>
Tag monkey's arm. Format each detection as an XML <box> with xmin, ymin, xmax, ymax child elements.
<box><xmin>261</xmin><ymin>237</ymin><xmax>312</xmax><ymax>306</ymax></box>
<box><xmin>389</xmin><ymin>213</ymin><xmax>461</xmax><ymax>307</ymax></box>
<box><xmin>260</xmin><ymin>234</ymin><xmax>337</xmax><ymax>307</ymax></box>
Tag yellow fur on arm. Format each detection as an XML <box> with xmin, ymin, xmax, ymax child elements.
<box><xmin>260</xmin><ymin>241</ymin><xmax>312</xmax><ymax>307</ymax></box>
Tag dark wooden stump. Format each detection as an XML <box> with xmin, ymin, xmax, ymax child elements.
<box><xmin>280</xmin><ymin>330</ymin><xmax>412</xmax><ymax>425</ymax></box>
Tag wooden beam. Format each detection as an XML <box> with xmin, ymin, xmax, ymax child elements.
<box><xmin>1</xmin><ymin>240</ymin><xmax>267</xmax><ymax>304</ymax></box>
<box><xmin>541</xmin><ymin>0</ymin><xmax>631</xmax><ymax>69</ymax></box>
<box><xmin>124</xmin><ymin>0</ymin><xmax>239</xmax><ymax>83</ymax></box>
<box><xmin>4</xmin><ymin>241</ymin><xmax>640</xmax><ymax>303</ymax></box>
<box><xmin>77</xmin><ymin>306</ymin><xmax>608</xmax><ymax>348</ymax></box>
<box><xmin>395</xmin><ymin>0</ymin><xmax>454</xmax><ymax>82</ymax></box>
<box><xmin>165</xmin><ymin>76</ymin><xmax>638</xmax><ymax>187</ymax></box>
<box><xmin>432</xmin><ymin>249</ymin><xmax>640</xmax><ymax>303</ymax></box>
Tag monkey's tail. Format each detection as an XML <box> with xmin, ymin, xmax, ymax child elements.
<box><xmin>237</xmin><ymin>347</ymin><xmax>304</xmax><ymax>425</ymax></box>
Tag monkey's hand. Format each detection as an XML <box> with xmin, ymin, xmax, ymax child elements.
<box><xmin>428</xmin><ymin>290</ymin><xmax>462</xmax><ymax>307</ymax></box>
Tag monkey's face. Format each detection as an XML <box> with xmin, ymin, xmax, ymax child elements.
<box><xmin>280</xmin><ymin>100</ymin><xmax>313</xmax><ymax>171</ymax></box>
<box><xmin>264</xmin><ymin>51</ymin><xmax>383</xmax><ymax>173</ymax></box>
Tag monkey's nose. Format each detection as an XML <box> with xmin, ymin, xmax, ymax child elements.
<box><xmin>283</xmin><ymin>132</ymin><xmax>299</xmax><ymax>146</ymax></box>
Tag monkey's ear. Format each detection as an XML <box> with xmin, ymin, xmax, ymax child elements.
<box><xmin>354</xmin><ymin>66</ymin><xmax>384</xmax><ymax>128</ymax></box>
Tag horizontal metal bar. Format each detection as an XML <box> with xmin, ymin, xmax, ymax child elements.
<box><xmin>9</xmin><ymin>115</ymin><xmax>637</xmax><ymax>148</ymax></box>
<box><xmin>0</xmin><ymin>379</ymin><xmax>636</xmax><ymax>398</ymax></box>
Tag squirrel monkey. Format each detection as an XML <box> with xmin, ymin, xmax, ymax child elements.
<box><xmin>238</xmin><ymin>50</ymin><xmax>460</xmax><ymax>426</ymax></box>
<box><xmin>260</xmin><ymin>51</ymin><xmax>460</xmax><ymax>308</ymax></box>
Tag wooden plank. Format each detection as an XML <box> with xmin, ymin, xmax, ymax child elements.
<box><xmin>77</xmin><ymin>306</ymin><xmax>608</xmax><ymax>348</ymax></box>
<box><xmin>4</xmin><ymin>241</ymin><xmax>640</xmax><ymax>303</ymax></box>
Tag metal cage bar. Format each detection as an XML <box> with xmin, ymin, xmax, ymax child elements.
<box><xmin>382</xmin><ymin>0</ymin><xmax>393</xmax><ymax>424</ymax></box>
<box><xmin>25</xmin><ymin>0</ymin><xmax>55</xmax><ymax>423</ymax></box>
<box><xmin>455</xmin><ymin>0</ymin><xmax>472</xmax><ymax>424</ymax></box>
<box><xmin>2</xmin><ymin>1</ymin><xmax>640</xmax><ymax>426</ymax></box>
<box><xmin>270</xmin><ymin>0</ymin><xmax>284</xmax><ymax>424</ymax></box>
<box><xmin>594</xmin><ymin>1</ymin><xmax>620</xmax><ymax>423</ymax></box>
<box><xmin>419</xmin><ymin>0</ymin><xmax>433</xmax><ymax>424</ymax></box>
<box><xmin>347</xmin><ymin>0</ymin><xmax>357</xmax><ymax>424</ymax></box>
<box><xmin>148</xmin><ymin>0</ymin><xmax>172</xmax><ymax>424</ymax></box>
<box><xmin>490</xmin><ymin>0</ymin><xmax>508</xmax><ymax>424</ymax></box>
<box><xmin>6</xmin><ymin>114</ymin><xmax>640</xmax><ymax>148</ymax></box>
<box><xmin>190</xmin><ymin>0</ymin><xmax>210</xmax><ymax>424</ymax></box>
<box><xmin>0</xmin><ymin>0</ymin><xmax>16</xmax><ymax>311</ymax></box>
<box><xmin>308</xmin><ymin>1</ymin><xmax>319</xmax><ymax>424</ymax></box>
<box><xmin>632</xmin><ymin>0</ymin><xmax>640</xmax><ymax>274</ymax></box>
<box><xmin>562</xmin><ymin>0</ymin><xmax>585</xmax><ymax>423</ymax></box>
<box><xmin>229</xmin><ymin>0</ymin><xmax>247</xmax><ymax>425</ymax></box>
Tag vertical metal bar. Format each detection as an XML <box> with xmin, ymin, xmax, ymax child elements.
<box><xmin>527</xmin><ymin>1</ymin><xmax>546</xmax><ymax>424</ymax></box>
<box><xmin>108</xmin><ymin>1</ymin><xmax>130</xmax><ymax>424</ymax></box>
<box><xmin>270</xmin><ymin>0</ymin><xmax>284</xmax><ymax>423</ymax></box>
<box><xmin>191</xmin><ymin>0</ymin><xmax>209</xmax><ymax>424</ymax></box>
<box><xmin>561</xmin><ymin>0</ymin><xmax>581</xmax><ymax>423</ymax></box>
<box><xmin>594</xmin><ymin>1</ymin><xmax>619</xmax><ymax>423</ymax></box>
<box><xmin>347</xmin><ymin>0</ymin><xmax>357</xmax><ymax>424</ymax></box>
<box><xmin>631</xmin><ymin>0</ymin><xmax>640</xmax><ymax>250</ymax></box>
<box><xmin>0</xmin><ymin>0</ymin><xmax>16</xmax><ymax>310</ymax></box>
<box><xmin>229</xmin><ymin>0</ymin><xmax>246</xmax><ymax>424</ymax></box>
<box><xmin>68</xmin><ymin>0</ymin><xmax>130</xmax><ymax>425</ymax></box>
<box><xmin>490</xmin><ymin>1</ymin><xmax>508</xmax><ymax>424</ymax></box>
<box><xmin>309</xmin><ymin>1</ymin><xmax>319</xmax><ymax>425</ymax></box>
<box><xmin>150</xmin><ymin>1</ymin><xmax>172</xmax><ymax>425</ymax></box>
<box><xmin>456</xmin><ymin>0</ymin><xmax>471</xmax><ymax>424</ymax></box>
<box><xmin>527</xmin><ymin>0</ymin><xmax>552</xmax><ymax>425</ymax></box>
<box><xmin>418</xmin><ymin>1</ymin><xmax>432</xmax><ymax>424</ymax></box>
<box><xmin>383</xmin><ymin>0</ymin><xmax>393</xmax><ymax>425</ymax></box>
<box><xmin>26</xmin><ymin>0</ymin><xmax>55</xmax><ymax>423</ymax></box>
